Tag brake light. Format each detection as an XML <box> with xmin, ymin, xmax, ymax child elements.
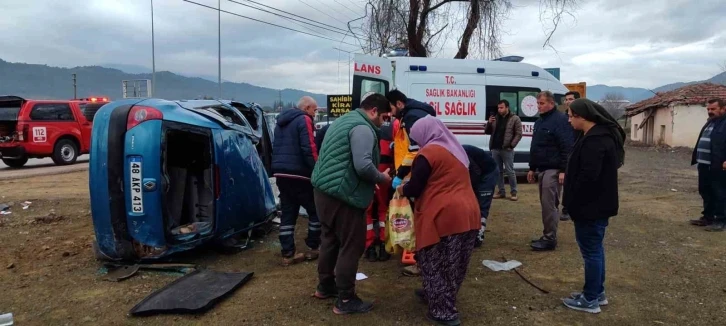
<box><xmin>19</xmin><ymin>124</ymin><xmax>28</xmax><ymax>142</ymax></box>
<box><xmin>214</xmin><ymin>165</ymin><xmax>221</xmax><ymax>199</ymax></box>
<box><xmin>90</xmin><ymin>97</ymin><xmax>97</xmax><ymax>102</ymax></box>
<box><xmin>127</xmin><ymin>106</ymin><xmax>163</xmax><ymax>130</ymax></box>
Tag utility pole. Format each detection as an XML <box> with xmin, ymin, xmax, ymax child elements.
<box><xmin>72</xmin><ymin>73</ymin><xmax>77</xmax><ymax>99</ymax></box>
<box><xmin>151</xmin><ymin>0</ymin><xmax>156</xmax><ymax>97</ymax></box>
<box><xmin>218</xmin><ymin>0</ymin><xmax>222</xmax><ymax>99</ymax></box>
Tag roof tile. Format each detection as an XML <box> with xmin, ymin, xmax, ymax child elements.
<box><xmin>625</xmin><ymin>83</ymin><xmax>726</xmax><ymax>117</ymax></box>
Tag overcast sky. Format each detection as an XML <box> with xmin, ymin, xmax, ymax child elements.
<box><xmin>0</xmin><ymin>0</ymin><xmax>724</xmax><ymax>94</ymax></box>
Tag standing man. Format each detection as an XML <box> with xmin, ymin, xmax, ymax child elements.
<box><xmin>485</xmin><ymin>99</ymin><xmax>522</xmax><ymax>201</ymax></box>
<box><xmin>559</xmin><ymin>90</ymin><xmax>581</xmax><ymax>221</ymax></box>
<box><xmin>690</xmin><ymin>98</ymin><xmax>726</xmax><ymax>231</ymax></box>
<box><xmin>311</xmin><ymin>93</ymin><xmax>392</xmax><ymax>314</ymax></box>
<box><xmin>463</xmin><ymin>144</ymin><xmax>499</xmax><ymax>247</ymax></box>
<box><xmin>272</xmin><ymin>96</ymin><xmax>321</xmax><ymax>266</ymax></box>
<box><xmin>527</xmin><ymin>91</ymin><xmax>575</xmax><ymax>251</ymax></box>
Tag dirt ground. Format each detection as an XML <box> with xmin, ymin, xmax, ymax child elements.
<box><xmin>1</xmin><ymin>145</ymin><xmax>725</xmax><ymax>326</ymax></box>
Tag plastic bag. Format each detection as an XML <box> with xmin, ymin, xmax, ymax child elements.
<box><xmin>385</xmin><ymin>192</ymin><xmax>415</xmax><ymax>254</ymax></box>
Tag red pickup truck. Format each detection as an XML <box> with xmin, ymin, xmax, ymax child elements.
<box><xmin>0</xmin><ymin>96</ymin><xmax>109</xmax><ymax>168</ymax></box>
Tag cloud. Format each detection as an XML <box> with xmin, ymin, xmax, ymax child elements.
<box><xmin>0</xmin><ymin>0</ymin><xmax>723</xmax><ymax>94</ymax></box>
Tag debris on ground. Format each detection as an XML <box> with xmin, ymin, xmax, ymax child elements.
<box><xmin>0</xmin><ymin>203</ymin><xmax>10</xmax><ymax>211</ymax></box>
<box><xmin>0</xmin><ymin>313</ymin><xmax>13</xmax><ymax>326</ymax></box>
<box><xmin>482</xmin><ymin>260</ymin><xmax>522</xmax><ymax>272</ymax></box>
<box><xmin>356</xmin><ymin>272</ymin><xmax>368</xmax><ymax>281</ymax></box>
<box><xmin>33</xmin><ymin>212</ymin><xmax>65</xmax><ymax>224</ymax></box>
<box><xmin>6</xmin><ymin>263</ymin><xmax>14</xmax><ymax>269</ymax></box>
<box><xmin>21</xmin><ymin>201</ymin><xmax>31</xmax><ymax>210</ymax></box>
<box><xmin>129</xmin><ymin>269</ymin><xmax>254</xmax><ymax>316</ymax></box>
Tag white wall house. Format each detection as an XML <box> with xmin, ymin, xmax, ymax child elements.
<box><xmin>625</xmin><ymin>83</ymin><xmax>726</xmax><ymax>148</ymax></box>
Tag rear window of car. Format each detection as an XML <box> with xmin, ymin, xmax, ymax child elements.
<box><xmin>30</xmin><ymin>103</ymin><xmax>75</xmax><ymax>121</ymax></box>
<box><xmin>79</xmin><ymin>103</ymin><xmax>105</xmax><ymax>122</ymax></box>
<box><xmin>0</xmin><ymin>104</ymin><xmax>21</xmax><ymax>121</ymax></box>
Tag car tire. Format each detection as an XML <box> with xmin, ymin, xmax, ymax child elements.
<box><xmin>52</xmin><ymin>139</ymin><xmax>79</xmax><ymax>165</ymax></box>
<box><xmin>2</xmin><ymin>157</ymin><xmax>28</xmax><ymax>168</ymax></box>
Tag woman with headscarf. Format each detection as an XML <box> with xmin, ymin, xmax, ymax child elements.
<box><xmin>561</xmin><ymin>98</ymin><xmax>625</xmax><ymax>314</ymax></box>
<box><xmin>395</xmin><ymin>115</ymin><xmax>479</xmax><ymax>326</ymax></box>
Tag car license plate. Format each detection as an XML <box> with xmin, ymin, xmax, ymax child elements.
<box><xmin>129</xmin><ymin>157</ymin><xmax>143</xmax><ymax>214</ymax></box>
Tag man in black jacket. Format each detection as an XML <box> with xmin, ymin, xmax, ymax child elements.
<box><xmin>527</xmin><ymin>91</ymin><xmax>575</xmax><ymax>251</ymax></box>
<box><xmin>689</xmin><ymin>98</ymin><xmax>726</xmax><ymax>231</ymax></box>
<box><xmin>386</xmin><ymin>90</ymin><xmax>436</xmax><ymax>189</ymax></box>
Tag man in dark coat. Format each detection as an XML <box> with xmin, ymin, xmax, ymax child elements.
<box><xmin>386</xmin><ymin>89</ymin><xmax>437</xmax><ymax>188</ymax></box>
<box><xmin>463</xmin><ymin>145</ymin><xmax>499</xmax><ymax>248</ymax></box>
<box><xmin>272</xmin><ymin>96</ymin><xmax>321</xmax><ymax>265</ymax></box>
<box><xmin>561</xmin><ymin>98</ymin><xmax>625</xmax><ymax>314</ymax></box>
<box><xmin>689</xmin><ymin>98</ymin><xmax>726</xmax><ymax>231</ymax></box>
<box><xmin>528</xmin><ymin>91</ymin><xmax>575</xmax><ymax>251</ymax></box>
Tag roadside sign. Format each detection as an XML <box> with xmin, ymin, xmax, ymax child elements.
<box><xmin>544</xmin><ymin>68</ymin><xmax>560</xmax><ymax>80</ymax></box>
<box><xmin>327</xmin><ymin>95</ymin><xmax>353</xmax><ymax>118</ymax></box>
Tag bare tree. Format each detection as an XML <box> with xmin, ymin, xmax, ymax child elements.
<box><xmin>719</xmin><ymin>61</ymin><xmax>726</xmax><ymax>73</ymax></box>
<box><xmin>600</xmin><ymin>92</ymin><xmax>627</xmax><ymax>120</ymax></box>
<box><xmin>362</xmin><ymin>0</ymin><xmax>579</xmax><ymax>59</ymax></box>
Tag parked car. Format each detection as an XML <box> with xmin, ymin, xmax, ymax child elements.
<box><xmin>89</xmin><ymin>98</ymin><xmax>276</xmax><ymax>261</ymax></box>
<box><xmin>0</xmin><ymin>96</ymin><xmax>109</xmax><ymax>167</ymax></box>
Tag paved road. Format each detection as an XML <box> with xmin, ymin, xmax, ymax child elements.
<box><xmin>0</xmin><ymin>156</ymin><xmax>89</xmax><ymax>180</ymax></box>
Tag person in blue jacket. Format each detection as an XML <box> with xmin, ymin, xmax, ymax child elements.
<box><xmin>272</xmin><ymin>96</ymin><xmax>321</xmax><ymax>266</ymax></box>
<box><xmin>463</xmin><ymin>145</ymin><xmax>499</xmax><ymax>248</ymax></box>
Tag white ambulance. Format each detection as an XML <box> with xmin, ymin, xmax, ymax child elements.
<box><xmin>350</xmin><ymin>54</ymin><xmax>570</xmax><ymax>172</ymax></box>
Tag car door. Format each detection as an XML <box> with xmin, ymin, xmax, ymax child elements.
<box><xmin>24</xmin><ymin>102</ymin><xmax>80</xmax><ymax>155</ymax></box>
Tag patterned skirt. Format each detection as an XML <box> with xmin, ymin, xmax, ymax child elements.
<box><xmin>417</xmin><ymin>230</ymin><xmax>478</xmax><ymax>321</ymax></box>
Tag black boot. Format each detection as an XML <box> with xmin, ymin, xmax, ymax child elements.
<box><xmin>365</xmin><ymin>245</ymin><xmax>378</xmax><ymax>262</ymax></box>
<box><xmin>378</xmin><ymin>242</ymin><xmax>391</xmax><ymax>261</ymax></box>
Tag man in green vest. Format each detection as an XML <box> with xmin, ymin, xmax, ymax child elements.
<box><xmin>311</xmin><ymin>93</ymin><xmax>392</xmax><ymax>315</ymax></box>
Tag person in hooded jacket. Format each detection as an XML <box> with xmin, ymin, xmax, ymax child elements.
<box><xmin>561</xmin><ymin>98</ymin><xmax>625</xmax><ymax>314</ymax></box>
<box><xmin>272</xmin><ymin>96</ymin><xmax>321</xmax><ymax>266</ymax></box>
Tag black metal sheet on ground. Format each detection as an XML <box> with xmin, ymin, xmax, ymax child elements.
<box><xmin>129</xmin><ymin>269</ymin><xmax>254</xmax><ymax>316</ymax></box>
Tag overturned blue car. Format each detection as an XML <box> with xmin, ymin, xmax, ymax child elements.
<box><xmin>89</xmin><ymin>99</ymin><xmax>276</xmax><ymax>261</ymax></box>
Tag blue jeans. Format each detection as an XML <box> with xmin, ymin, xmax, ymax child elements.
<box><xmin>574</xmin><ymin>218</ymin><xmax>609</xmax><ymax>301</ymax></box>
<box><xmin>491</xmin><ymin>149</ymin><xmax>517</xmax><ymax>195</ymax></box>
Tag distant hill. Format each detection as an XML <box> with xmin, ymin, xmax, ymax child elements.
<box><xmin>586</xmin><ymin>72</ymin><xmax>726</xmax><ymax>103</ymax></box>
<box><xmin>0</xmin><ymin>59</ymin><xmax>326</xmax><ymax>107</ymax></box>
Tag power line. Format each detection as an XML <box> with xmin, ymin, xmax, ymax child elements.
<box><xmin>298</xmin><ymin>0</ymin><xmax>349</xmax><ymax>26</ymax></box>
<box><xmin>182</xmin><ymin>0</ymin><xmax>361</xmax><ymax>48</ymax></box>
<box><xmin>227</xmin><ymin>0</ymin><xmax>348</xmax><ymax>36</ymax></box>
<box><xmin>346</xmin><ymin>0</ymin><xmax>366</xmax><ymax>10</ymax></box>
<box><xmin>331</xmin><ymin>0</ymin><xmax>362</xmax><ymax>17</ymax></box>
<box><xmin>233</xmin><ymin>0</ymin><xmax>349</xmax><ymax>33</ymax></box>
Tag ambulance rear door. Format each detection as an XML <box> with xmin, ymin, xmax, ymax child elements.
<box><xmin>352</xmin><ymin>54</ymin><xmax>392</xmax><ymax>108</ymax></box>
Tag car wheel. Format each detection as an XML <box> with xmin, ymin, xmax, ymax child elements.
<box><xmin>2</xmin><ymin>157</ymin><xmax>28</xmax><ymax>168</ymax></box>
<box><xmin>52</xmin><ymin>139</ymin><xmax>79</xmax><ymax>165</ymax></box>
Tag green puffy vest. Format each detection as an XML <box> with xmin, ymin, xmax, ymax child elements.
<box><xmin>312</xmin><ymin>109</ymin><xmax>380</xmax><ymax>209</ymax></box>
